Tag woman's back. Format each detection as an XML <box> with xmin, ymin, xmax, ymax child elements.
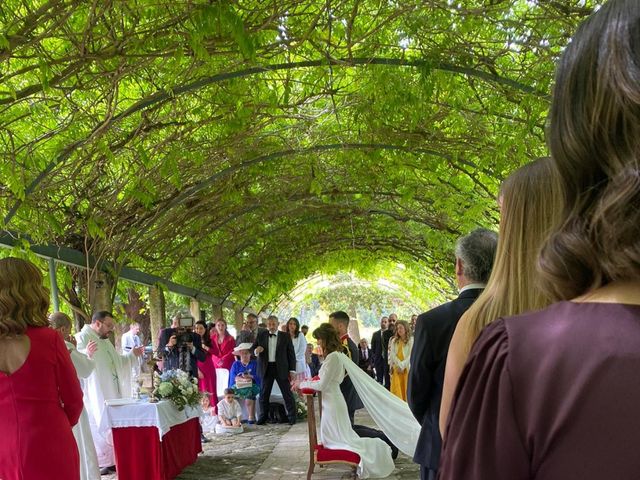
<box><xmin>440</xmin><ymin>300</ymin><xmax>640</xmax><ymax>479</ymax></box>
<box><xmin>0</xmin><ymin>326</ymin><xmax>83</xmax><ymax>480</ymax></box>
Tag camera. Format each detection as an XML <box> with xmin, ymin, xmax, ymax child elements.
<box><xmin>173</xmin><ymin>315</ymin><xmax>194</xmax><ymax>349</ymax></box>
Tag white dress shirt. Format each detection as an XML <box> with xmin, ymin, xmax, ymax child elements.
<box><xmin>268</xmin><ymin>330</ymin><xmax>278</xmax><ymax>363</ymax></box>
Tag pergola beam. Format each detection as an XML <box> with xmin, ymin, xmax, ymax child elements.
<box><xmin>0</xmin><ymin>231</ymin><xmax>238</xmax><ymax>310</ymax></box>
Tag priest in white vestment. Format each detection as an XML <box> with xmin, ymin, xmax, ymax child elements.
<box><xmin>76</xmin><ymin>311</ymin><xmax>144</xmax><ymax>472</ymax></box>
<box><xmin>50</xmin><ymin>312</ymin><xmax>102</xmax><ymax>480</ymax></box>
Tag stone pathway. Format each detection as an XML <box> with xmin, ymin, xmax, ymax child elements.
<box><xmin>104</xmin><ymin>406</ymin><xmax>420</xmax><ymax>479</ymax></box>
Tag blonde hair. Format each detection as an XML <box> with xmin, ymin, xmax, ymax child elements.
<box><xmin>394</xmin><ymin>320</ymin><xmax>412</xmax><ymax>343</ymax></box>
<box><xmin>0</xmin><ymin>258</ymin><xmax>50</xmax><ymax>338</ymax></box>
<box><xmin>462</xmin><ymin>158</ymin><xmax>562</xmax><ymax>355</ymax></box>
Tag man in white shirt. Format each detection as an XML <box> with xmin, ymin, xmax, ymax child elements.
<box><xmin>121</xmin><ymin>322</ymin><xmax>141</xmax><ymax>353</ymax></box>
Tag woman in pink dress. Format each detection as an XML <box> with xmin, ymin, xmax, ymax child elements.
<box><xmin>194</xmin><ymin>320</ymin><xmax>217</xmax><ymax>404</ymax></box>
<box><xmin>209</xmin><ymin>318</ymin><xmax>236</xmax><ymax>371</ymax></box>
<box><xmin>0</xmin><ymin>258</ymin><xmax>84</xmax><ymax>480</ymax></box>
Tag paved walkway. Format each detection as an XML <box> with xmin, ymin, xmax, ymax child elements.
<box><xmin>105</xmin><ymin>406</ymin><xmax>420</xmax><ymax>479</ymax></box>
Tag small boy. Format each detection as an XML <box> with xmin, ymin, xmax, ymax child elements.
<box><xmin>216</xmin><ymin>388</ymin><xmax>242</xmax><ymax>427</ymax></box>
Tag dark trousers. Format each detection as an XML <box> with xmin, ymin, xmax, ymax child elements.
<box><xmin>353</xmin><ymin>424</ymin><xmax>397</xmax><ymax>457</ymax></box>
<box><xmin>382</xmin><ymin>361</ymin><xmax>391</xmax><ymax>390</ymax></box>
<box><xmin>374</xmin><ymin>359</ymin><xmax>385</xmax><ymax>384</ymax></box>
<box><xmin>420</xmin><ymin>465</ymin><xmax>437</xmax><ymax>480</ymax></box>
<box><xmin>259</xmin><ymin>363</ymin><xmax>296</xmax><ymax>421</ymax></box>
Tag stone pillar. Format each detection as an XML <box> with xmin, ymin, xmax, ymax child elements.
<box><xmin>234</xmin><ymin>307</ymin><xmax>244</xmax><ymax>333</ymax></box>
<box><xmin>190</xmin><ymin>298</ymin><xmax>200</xmax><ymax>323</ymax></box>
<box><xmin>149</xmin><ymin>285</ymin><xmax>166</xmax><ymax>351</ymax></box>
<box><xmin>89</xmin><ymin>270</ymin><xmax>113</xmax><ymax>313</ymax></box>
<box><xmin>212</xmin><ymin>303</ymin><xmax>224</xmax><ymax>322</ymax></box>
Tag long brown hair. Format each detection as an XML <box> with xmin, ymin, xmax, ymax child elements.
<box><xmin>393</xmin><ymin>320</ymin><xmax>411</xmax><ymax>343</ymax></box>
<box><xmin>462</xmin><ymin>158</ymin><xmax>562</xmax><ymax>354</ymax></box>
<box><xmin>0</xmin><ymin>258</ymin><xmax>50</xmax><ymax>338</ymax></box>
<box><xmin>312</xmin><ymin>323</ymin><xmax>345</xmax><ymax>355</ymax></box>
<box><xmin>540</xmin><ymin>0</ymin><xmax>640</xmax><ymax>300</ymax></box>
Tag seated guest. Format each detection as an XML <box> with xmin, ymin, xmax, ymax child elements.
<box><xmin>217</xmin><ymin>388</ymin><xmax>243</xmax><ymax>428</ymax></box>
<box><xmin>229</xmin><ymin>343</ymin><xmax>261</xmax><ymax>424</ymax></box>
<box><xmin>200</xmin><ymin>395</ymin><xmax>217</xmax><ymax>435</ymax></box>
<box><xmin>439</xmin><ymin>3</ymin><xmax>640</xmax><ymax>478</ymax></box>
<box><xmin>357</xmin><ymin>338</ymin><xmax>374</xmax><ymax>377</ymax></box>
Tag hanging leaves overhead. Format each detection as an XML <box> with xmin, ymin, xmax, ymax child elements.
<box><xmin>0</xmin><ymin>0</ymin><xmax>600</xmax><ymax>308</ymax></box>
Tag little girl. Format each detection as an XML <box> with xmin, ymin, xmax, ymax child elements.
<box><xmin>199</xmin><ymin>395</ymin><xmax>217</xmax><ymax>434</ymax></box>
<box><xmin>215</xmin><ymin>388</ymin><xmax>243</xmax><ymax>434</ymax></box>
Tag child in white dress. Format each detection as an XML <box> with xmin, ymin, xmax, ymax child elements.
<box><xmin>199</xmin><ymin>396</ymin><xmax>217</xmax><ymax>434</ymax></box>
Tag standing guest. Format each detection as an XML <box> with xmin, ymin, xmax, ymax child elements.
<box><xmin>407</xmin><ymin>228</ymin><xmax>498</xmax><ymax>480</ymax></box>
<box><xmin>120</xmin><ymin>322</ymin><xmax>141</xmax><ymax>353</ymax></box>
<box><xmin>194</xmin><ymin>320</ymin><xmax>217</xmax><ymax>404</ymax></box>
<box><xmin>76</xmin><ymin>311</ymin><xmax>145</xmax><ymax>475</ymax></box>
<box><xmin>252</xmin><ymin>315</ymin><xmax>297</xmax><ymax>425</ymax></box>
<box><xmin>410</xmin><ymin>315</ymin><xmax>418</xmax><ymax>333</ymax></box>
<box><xmin>229</xmin><ymin>343</ymin><xmax>261</xmax><ymax>423</ymax></box>
<box><xmin>210</xmin><ymin>318</ymin><xmax>235</xmax><ymax>371</ymax></box>
<box><xmin>305</xmin><ymin>343</ymin><xmax>322</xmax><ymax>378</ymax></box>
<box><xmin>236</xmin><ymin>313</ymin><xmax>259</xmax><ymax>344</ymax></box>
<box><xmin>50</xmin><ymin>312</ymin><xmax>101</xmax><ymax>480</ymax></box>
<box><xmin>287</xmin><ymin>317</ymin><xmax>309</xmax><ymax>378</ymax></box>
<box><xmin>370</xmin><ymin>316</ymin><xmax>388</xmax><ymax>384</ymax></box>
<box><xmin>381</xmin><ymin>314</ymin><xmax>396</xmax><ymax>389</ymax></box>
<box><xmin>0</xmin><ymin>258</ymin><xmax>84</xmax><ymax>480</ymax></box>
<box><xmin>300</xmin><ymin>324</ymin><xmax>309</xmax><ymax>337</ymax></box>
<box><xmin>388</xmin><ymin>320</ymin><xmax>413</xmax><ymax>401</ymax></box>
<box><xmin>161</xmin><ymin>329</ymin><xmax>206</xmax><ymax>378</ymax></box>
<box><xmin>357</xmin><ymin>338</ymin><xmax>374</xmax><ymax>377</ymax></box>
<box><xmin>328</xmin><ymin>311</ymin><xmax>364</xmax><ymax>425</ymax></box>
<box><xmin>440</xmin><ymin>2</ymin><xmax>640</xmax><ymax>477</ymax></box>
<box><xmin>439</xmin><ymin>158</ymin><xmax>561</xmax><ymax>434</ymax></box>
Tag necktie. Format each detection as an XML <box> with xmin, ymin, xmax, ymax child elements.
<box><xmin>269</xmin><ymin>333</ymin><xmax>276</xmax><ymax>337</ymax></box>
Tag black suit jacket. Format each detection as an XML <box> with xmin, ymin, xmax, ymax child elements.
<box><xmin>382</xmin><ymin>329</ymin><xmax>394</xmax><ymax>360</ymax></box>
<box><xmin>370</xmin><ymin>329</ymin><xmax>384</xmax><ymax>366</ymax></box>
<box><xmin>252</xmin><ymin>330</ymin><xmax>296</xmax><ymax>379</ymax></box>
<box><xmin>340</xmin><ymin>336</ymin><xmax>364</xmax><ymax>413</ymax></box>
<box><xmin>407</xmin><ymin>288</ymin><xmax>483</xmax><ymax>470</ymax></box>
<box><xmin>159</xmin><ymin>331</ymin><xmax>206</xmax><ymax>378</ymax></box>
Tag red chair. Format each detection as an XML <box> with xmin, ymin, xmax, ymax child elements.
<box><xmin>302</xmin><ymin>389</ymin><xmax>360</xmax><ymax>479</ymax></box>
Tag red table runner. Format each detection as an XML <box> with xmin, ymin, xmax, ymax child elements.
<box><xmin>112</xmin><ymin>417</ymin><xmax>201</xmax><ymax>480</ymax></box>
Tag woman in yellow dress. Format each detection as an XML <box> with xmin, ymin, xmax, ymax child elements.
<box><xmin>388</xmin><ymin>320</ymin><xmax>413</xmax><ymax>401</ymax></box>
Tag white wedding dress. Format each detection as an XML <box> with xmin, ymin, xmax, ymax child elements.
<box><xmin>300</xmin><ymin>351</ymin><xmax>421</xmax><ymax>478</ymax></box>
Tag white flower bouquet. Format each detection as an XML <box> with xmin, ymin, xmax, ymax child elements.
<box><xmin>152</xmin><ymin>369</ymin><xmax>202</xmax><ymax>411</ymax></box>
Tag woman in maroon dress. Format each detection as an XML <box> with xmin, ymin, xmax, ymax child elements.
<box><xmin>209</xmin><ymin>318</ymin><xmax>235</xmax><ymax>371</ymax></box>
<box><xmin>194</xmin><ymin>320</ymin><xmax>217</xmax><ymax>404</ymax></box>
<box><xmin>440</xmin><ymin>2</ymin><xmax>640</xmax><ymax>479</ymax></box>
<box><xmin>0</xmin><ymin>258</ymin><xmax>84</xmax><ymax>480</ymax></box>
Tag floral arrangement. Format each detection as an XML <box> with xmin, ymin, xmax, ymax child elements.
<box><xmin>152</xmin><ymin>369</ymin><xmax>201</xmax><ymax>411</ymax></box>
<box><xmin>293</xmin><ymin>390</ymin><xmax>307</xmax><ymax>419</ymax></box>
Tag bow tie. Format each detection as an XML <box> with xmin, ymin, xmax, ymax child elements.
<box><xmin>269</xmin><ymin>333</ymin><xmax>277</xmax><ymax>337</ymax></box>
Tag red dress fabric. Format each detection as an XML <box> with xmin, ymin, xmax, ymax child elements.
<box><xmin>440</xmin><ymin>302</ymin><xmax>640</xmax><ymax>480</ymax></box>
<box><xmin>210</xmin><ymin>333</ymin><xmax>236</xmax><ymax>370</ymax></box>
<box><xmin>197</xmin><ymin>346</ymin><xmax>217</xmax><ymax>403</ymax></box>
<box><xmin>0</xmin><ymin>326</ymin><xmax>84</xmax><ymax>480</ymax></box>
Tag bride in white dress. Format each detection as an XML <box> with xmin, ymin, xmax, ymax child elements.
<box><xmin>300</xmin><ymin>323</ymin><xmax>420</xmax><ymax>479</ymax></box>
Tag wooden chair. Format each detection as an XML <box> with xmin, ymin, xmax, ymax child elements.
<box><xmin>302</xmin><ymin>390</ymin><xmax>360</xmax><ymax>480</ymax></box>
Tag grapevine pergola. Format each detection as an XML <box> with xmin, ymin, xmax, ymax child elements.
<box><xmin>0</xmin><ymin>1</ymin><xmax>599</xmax><ymax>312</ymax></box>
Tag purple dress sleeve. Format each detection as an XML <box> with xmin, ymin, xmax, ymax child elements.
<box><xmin>438</xmin><ymin>319</ymin><xmax>529</xmax><ymax>480</ymax></box>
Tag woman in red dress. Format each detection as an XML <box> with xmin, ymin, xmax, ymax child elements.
<box><xmin>194</xmin><ymin>320</ymin><xmax>217</xmax><ymax>404</ymax></box>
<box><xmin>209</xmin><ymin>318</ymin><xmax>236</xmax><ymax>371</ymax></box>
<box><xmin>0</xmin><ymin>258</ymin><xmax>84</xmax><ymax>480</ymax></box>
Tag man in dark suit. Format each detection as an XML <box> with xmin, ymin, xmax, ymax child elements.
<box><xmin>328</xmin><ymin>310</ymin><xmax>364</xmax><ymax>424</ymax></box>
<box><xmin>252</xmin><ymin>314</ymin><xmax>297</xmax><ymax>425</ymax></box>
<box><xmin>381</xmin><ymin>314</ymin><xmax>396</xmax><ymax>389</ymax></box>
<box><xmin>408</xmin><ymin>228</ymin><xmax>498</xmax><ymax>480</ymax></box>
<box><xmin>370</xmin><ymin>316</ymin><xmax>388</xmax><ymax>384</ymax></box>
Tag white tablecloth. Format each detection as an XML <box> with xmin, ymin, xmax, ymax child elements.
<box><xmin>100</xmin><ymin>400</ymin><xmax>202</xmax><ymax>440</ymax></box>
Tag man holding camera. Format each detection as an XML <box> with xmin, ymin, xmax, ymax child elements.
<box><xmin>158</xmin><ymin>315</ymin><xmax>205</xmax><ymax>378</ymax></box>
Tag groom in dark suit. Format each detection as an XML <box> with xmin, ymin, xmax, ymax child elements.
<box><xmin>408</xmin><ymin>228</ymin><xmax>498</xmax><ymax>480</ymax></box>
<box><xmin>253</xmin><ymin>314</ymin><xmax>297</xmax><ymax>425</ymax></box>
